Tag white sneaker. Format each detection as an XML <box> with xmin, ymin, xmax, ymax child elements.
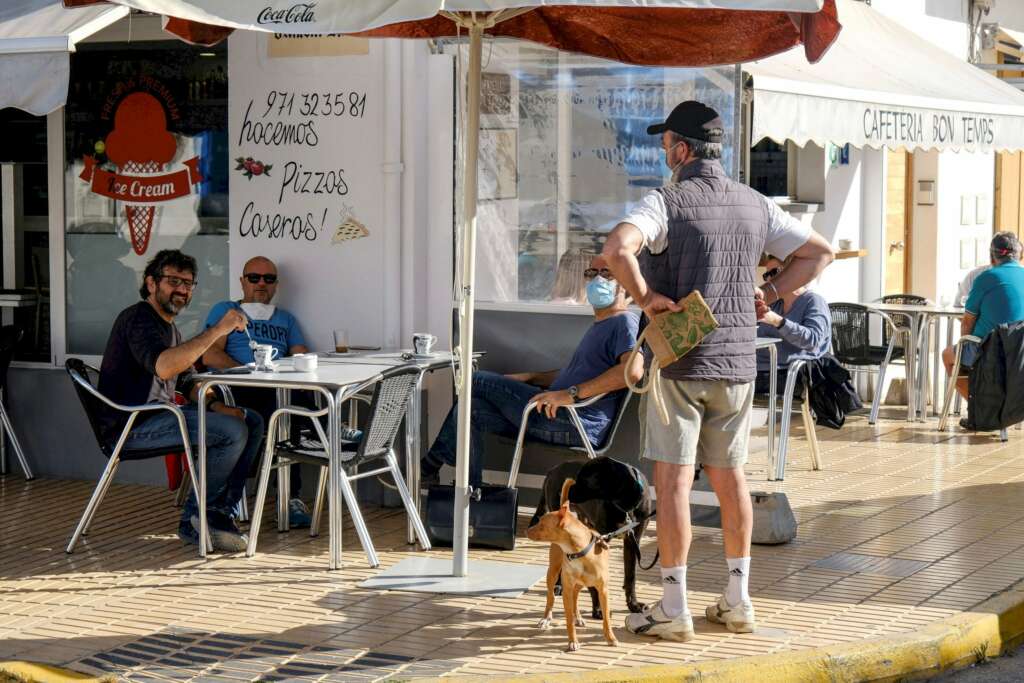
<box><xmin>624</xmin><ymin>601</ymin><xmax>695</xmax><ymax>641</ymax></box>
<box><xmin>705</xmin><ymin>594</ymin><xmax>756</xmax><ymax>633</ymax></box>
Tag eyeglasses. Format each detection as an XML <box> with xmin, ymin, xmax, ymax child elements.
<box><xmin>583</xmin><ymin>268</ymin><xmax>614</xmax><ymax>280</ymax></box>
<box><xmin>762</xmin><ymin>267</ymin><xmax>781</xmax><ymax>281</ymax></box>
<box><xmin>156</xmin><ymin>274</ymin><xmax>197</xmax><ymax>290</ymax></box>
<box><xmin>244</xmin><ymin>273</ymin><xmax>278</xmax><ymax>284</ymax></box>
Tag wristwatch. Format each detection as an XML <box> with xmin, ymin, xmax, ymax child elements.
<box><xmin>568</xmin><ymin>385</ymin><xmax>580</xmax><ymax>402</ymax></box>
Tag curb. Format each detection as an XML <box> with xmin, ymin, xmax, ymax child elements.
<box><xmin>0</xmin><ymin>661</ymin><xmax>106</xmax><ymax>683</ymax></box>
<box><xmin>423</xmin><ymin>581</ymin><xmax>1024</xmax><ymax>682</ymax></box>
<box><xmin>8</xmin><ymin>582</ymin><xmax>1024</xmax><ymax>683</ymax></box>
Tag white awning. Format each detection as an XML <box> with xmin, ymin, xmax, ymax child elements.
<box><xmin>0</xmin><ymin>1</ymin><xmax>129</xmax><ymax>115</ymax></box>
<box><xmin>745</xmin><ymin>0</ymin><xmax>1024</xmax><ymax>152</ymax></box>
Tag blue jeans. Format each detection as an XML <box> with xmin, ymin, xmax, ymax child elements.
<box><xmin>123</xmin><ymin>406</ymin><xmax>263</xmax><ymax>523</ymax></box>
<box><xmin>424</xmin><ymin>370</ymin><xmax>584</xmax><ymax>486</ymax></box>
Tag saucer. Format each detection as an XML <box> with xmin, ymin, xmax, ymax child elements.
<box><xmin>410</xmin><ymin>352</ymin><xmax>438</xmax><ymax>360</ymax></box>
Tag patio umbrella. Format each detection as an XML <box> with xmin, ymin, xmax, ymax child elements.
<box><xmin>64</xmin><ymin>0</ymin><xmax>841</xmax><ymax>578</ymax></box>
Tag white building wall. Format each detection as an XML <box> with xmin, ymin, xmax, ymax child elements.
<box><xmin>871</xmin><ymin>0</ymin><xmax>971</xmax><ymax>58</ymax></box>
<box><xmin>990</xmin><ymin>1</ymin><xmax>1024</xmax><ymax>32</ymax></box>
<box><xmin>806</xmin><ymin>145</ymin><xmax>865</xmax><ymax>301</ymax></box>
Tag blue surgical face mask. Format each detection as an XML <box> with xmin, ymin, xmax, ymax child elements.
<box><xmin>586</xmin><ymin>276</ymin><xmax>617</xmax><ymax>309</ymax></box>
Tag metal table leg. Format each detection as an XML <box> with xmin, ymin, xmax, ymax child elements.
<box><xmin>406</xmin><ymin>373</ymin><xmax>424</xmax><ymax>545</ymax></box>
<box><xmin>197</xmin><ymin>381</ymin><xmax>211</xmax><ymax>557</ymax></box>
<box><xmin>276</xmin><ymin>388</ymin><xmax>291</xmax><ymax>532</ymax></box>
<box><xmin>917</xmin><ymin>313</ymin><xmax>931</xmax><ymax>419</ymax></box>
<box><xmin>905</xmin><ymin>315</ymin><xmax>918</xmax><ymax>421</ymax></box>
<box><xmin>328</xmin><ymin>391</ymin><xmax>342</xmax><ymax>570</ymax></box>
<box><xmin>766</xmin><ymin>343</ymin><xmax>777</xmax><ymax>482</ymax></box>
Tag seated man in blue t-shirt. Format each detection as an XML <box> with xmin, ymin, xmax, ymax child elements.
<box><xmin>202</xmin><ymin>256</ymin><xmax>311</xmax><ymax>524</ymax></box>
<box><xmin>421</xmin><ymin>256</ymin><xmax>644</xmax><ymax>487</ymax></box>
<box><xmin>942</xmin><ymin>232</ymin><xmax>1024</xmax><ymax>399</ymax></box>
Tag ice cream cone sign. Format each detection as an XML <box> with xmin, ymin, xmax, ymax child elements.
<box><xmin>79</xmin><ymin>91</ymin><xmax>204</xmax><ymax>255</ymax></box>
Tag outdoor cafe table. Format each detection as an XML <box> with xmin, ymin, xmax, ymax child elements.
<box><xmin>193</xmin><ymin>351</ymin><xmax>467</xmax><ymax>568</ymax></box>
<box><xmin>866</xmin><ymin>302</ymin><xmax>964</xmax><ymax>420</ymax></box>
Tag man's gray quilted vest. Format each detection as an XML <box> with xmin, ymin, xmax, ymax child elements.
<box><xmin>640</xmin><ymin>159</ymin><xmax>769</xmax><ymax>382</ymax></box>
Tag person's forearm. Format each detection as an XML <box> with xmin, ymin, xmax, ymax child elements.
<box><xmin>290</xmin><ymin>344</ymin><xmax>309</xmax><ymax>355</ymax></box>
<box><xmin>775</xmin><ymin>315</ymin><xmax>829</xmax><ymax>352</ymax></box>
<box><xmin>767</xmin><ymin>254</ymin><xmax>831</xmax><ymax>301</ymax></box>
<box><xmin>155</xmin><ymin>326</ymin><xmax>224</xmax><ymax>380</ymax></box>
<box><xmin>578</xmin><ymin>361</ymin><xmax>636</xmax><ymax>399</ymax></box>
<box><xmin>961</xmin><ymin>316</ymin><xmax>975</xmax><ymax>336</ymax></box>
<box><xmin>202</xmin><ymin>346</ymin><xmax>238</xmax><ymax>370</ymax></box>
<box><xmin>603</xmin><ymin>224</ymin><xmax>651</xmax><ymax>305</ymax></box>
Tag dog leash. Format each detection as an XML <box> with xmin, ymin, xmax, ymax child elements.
<box><xmin>597</xmin><ymin>512</ymin><xmax>661</xmax><ymax>571</ymax></box>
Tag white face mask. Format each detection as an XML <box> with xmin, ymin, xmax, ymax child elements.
<box><xmin>240</xmin><ymin>302</ymin><xmax>276</xmax><ymax>321</ymax></box>
<box><xmin>665</xmin><ymin>140</ymin><xmax>686</xmax><ymax>178</ymax></box>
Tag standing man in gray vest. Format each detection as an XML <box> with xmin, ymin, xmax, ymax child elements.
<box><xmin>603</xmin><ymin>101</ymin><xmax>833</xmax><ymax>641</ymax></box>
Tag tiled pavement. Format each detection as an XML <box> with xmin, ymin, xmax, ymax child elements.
<box><xmin>3</xmin><ymin>412</ymin><xmax>1024</xmax><ymax>681</ymax></box>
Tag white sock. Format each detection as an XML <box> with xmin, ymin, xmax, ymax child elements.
<box><xmin>659</xmin><ymin>566</ymin><xmax>688</xmax><ymax>618</ymax></box>
<box><xmin>726</xmin><ymin>557</ymin><xmax>751</xmax><ymax>606</ymax></box>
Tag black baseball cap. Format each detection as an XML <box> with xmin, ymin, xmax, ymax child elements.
<box><xmin>647</xmin><ymin>100</ymin><xmax>723</xmax><ymax>143</ymax></box>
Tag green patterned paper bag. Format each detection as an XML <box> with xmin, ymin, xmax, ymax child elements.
<box><xmin>645</xmin><ymin>290</ymin><xmax>719</xmax><ymax>367</ymax></box>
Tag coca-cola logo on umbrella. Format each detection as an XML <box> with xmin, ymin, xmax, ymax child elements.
<box><xmin>79</xmin><ymin>90</ymin><xmax>203</xmax><ymax>256</ymax></box>
<box><xmin>257</xmin><ymin>3</ymin><xmax>317</xmax><ymax>25</ymax></box>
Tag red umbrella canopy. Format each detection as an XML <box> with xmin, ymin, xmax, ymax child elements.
<box><xmin>63</xmin><ymin>0</ymin><xmax>840</xmax><ymax>67</ymax></box>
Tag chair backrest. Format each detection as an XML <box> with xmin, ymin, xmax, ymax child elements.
<box><xmin>352</xmin><ymin>366</ymin><xmax>421</xmax><ymax>466</ymax></box>
<box><xmin>0</xmin><ymin>325</ymin><xmax>23</xmax><ymax>392</ymax></box>
<box><xmin>876</xmin><ymin>294</ymin><xmax>927</xmax><ymax>347</ymax></box>
<box><xmin>65</xmin><ymin>358</ymin><xmax>116</xmax><ymax>456</ymax></box>
<box><xmin>591</xmin><ymin>391</ymin><xmax>632</xmax><ymax>454</ymax></box>
<box><xmin>828</xmin><ymin>303</ymin><xmax>872</xmax><ymax>364</ymax></box>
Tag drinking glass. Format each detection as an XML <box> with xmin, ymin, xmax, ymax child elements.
<box><xmin>333</xmin><ymin>329</ymin><xmax>349</xmax><ymax>353</ymax></box>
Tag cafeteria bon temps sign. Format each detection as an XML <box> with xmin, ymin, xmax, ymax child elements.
<box><xmin>863</xmin><ymin>107</ymin><xmax>995</xmax><ymax>147</ymax></box>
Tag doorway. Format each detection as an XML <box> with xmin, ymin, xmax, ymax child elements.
<box><xmin>995</xmin><ymin>151</ymin><xmax>1023</xmax><ymax>240</ymax></box>
<box><xmin>884</xmin><ymin>149</ymin><xmax>913</xmax><ymax>295</ymax></box>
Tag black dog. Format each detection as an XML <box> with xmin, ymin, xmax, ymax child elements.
<box><xmin>530</xmin><ymin>456</ymin><xmax>656</xmax><ymax>618</ymax></box>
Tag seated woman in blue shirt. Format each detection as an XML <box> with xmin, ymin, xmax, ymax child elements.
<box><xmin>755</xmin><ymin>255</ymin><xmax>833</xmax><ymax>395</ymax></box>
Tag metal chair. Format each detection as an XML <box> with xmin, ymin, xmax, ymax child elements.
<box><xmin>0</xmin><ymin>325</ymin><xmax>32</xmax><ymax>480</ymax></box>
<box><xmin>507</xmin><ymin>391</ymin><xmax>631</xmax><ymax>489</ymax></box>
<box><xmin>755</xmin><ymin>358</ymin><xmax>821</xmax><ymax>481</ymax></box>
<box><xmin>935</xmin><ymin>334</ymin><xmax>1018</xmax><ymax>440</ymax></box>
<box><xmin>64</xmin><ymin>359</ymin><xmax>205</xmax><ymax>554</ymax></box>
<box><xmin>246</xmin><ymin>366</ymin><xmax>431</xmax><ymax>567</ymax></box>
<box><xmin>829</xmin><ymin>303</ymin><xmax>911</xmax><ymax>424</ymax></box>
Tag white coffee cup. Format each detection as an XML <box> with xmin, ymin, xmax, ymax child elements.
<box><xmin>253</xmin><ymin>344</ymin><xmax>280</xmax><ymax>370</ymax></box>
<box><xmin>293</xmin><ymin>353</ymin><xmax>318</xmax><ymax>372</ymax></box>
<box><xmin>413</xmin><ymin>333</ymin><xmax>437</xmax><ymax>356</ymax></box>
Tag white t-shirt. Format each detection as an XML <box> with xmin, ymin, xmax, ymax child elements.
<box><xmin>620</xmin><ymin>189</ymin><xmax>811</xmax><ymax>258</ymax></box>
<box><xmin>956</xmin><ymin>264</ymin><xmax>989</xmax><ymax>307</ymax></box>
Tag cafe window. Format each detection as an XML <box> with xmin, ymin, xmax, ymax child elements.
<box><xmin>64</xmin><ymin>41</ymin><xmax>229</xmax><ymax>355</ymax></box>
<box><xmin>447</xmin><ymin>41</ymin><xmax>736</xmax><ymax>308</ymax></box>
<box><xmin>0</xmin><ymin>109</ymin><xmax>50</xmax><ymax>362</ymax></box>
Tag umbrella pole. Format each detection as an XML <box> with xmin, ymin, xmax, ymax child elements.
<box><xmin>452</xmin><ymin>20</ymin><xmax>484</xmax><ymax>578</ymax></box>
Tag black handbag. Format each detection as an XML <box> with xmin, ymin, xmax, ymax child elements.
<box><xmin>425</xmin><ymin>484</ymin><xmax>518</xmax><ymax>551</ymax></box>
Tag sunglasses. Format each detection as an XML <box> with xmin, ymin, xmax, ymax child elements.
<box><xmin>156</xmin><ymin>274</ymin><xmax>197</xmax><ymax>290</ymax></box>
<box><xmin>762</xmin><ymin>267</ymin><xmax>781</xmax><ymax>281</ymax></box>
<box><xmin>244</xmin><ymin>273</ymin><xmax>278</xmax><ymax>284</ymax></box>
<box><xmin>583</xmin><ymin>268</ymin><xmax>614</xmax><ymax>280</ymax></box>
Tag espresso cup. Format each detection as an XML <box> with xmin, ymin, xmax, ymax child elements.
<box><xmin>253</xmin><ymin>344</ymin><xmax>279</xmax><ymax>370</ymax></box>
<box><xmin>413</xmin><ymin>333</ymin><xmax>437</xmax><ymax>356</ymax></box>
<box><xmin>293</xmin><ymin>353</ymin><xmax>318</xmax><ymax>372</ymax></box>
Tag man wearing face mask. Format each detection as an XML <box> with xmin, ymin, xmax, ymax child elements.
<box><xmin>202</xmin><ymin>256</ymin><xmax>312</xmax><ymax>526</ymax></box>
<box><xmin>603</xmin><ymin>101</ymin><xmax>833</xmax><ymax>641</ymax></box>
<box><xmin>420</xmin><ymin>256</ymin><xmax>644</xmax><ymax>487</ymax></box>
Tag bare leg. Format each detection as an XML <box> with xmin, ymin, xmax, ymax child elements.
<box><xmin>703</xmin><ymin>465</ymin><xmax>752</xmax><ymax>559</ymax></box>
<box><xmin>653</xmin><ymin>461</ymin><xmax>696</xmax><ymax>566</ymax></box>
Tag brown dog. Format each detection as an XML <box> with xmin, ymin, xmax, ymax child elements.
<box><xmin>526</xmin><ymin>479</ymin><xmax>618</xmax><ymax>652</ymax></box>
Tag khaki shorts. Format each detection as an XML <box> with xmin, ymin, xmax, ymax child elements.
<box><xmin>642</xmin><ymin>379</ymin><xmax>754</xmax><ymax>469</ymax></box>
